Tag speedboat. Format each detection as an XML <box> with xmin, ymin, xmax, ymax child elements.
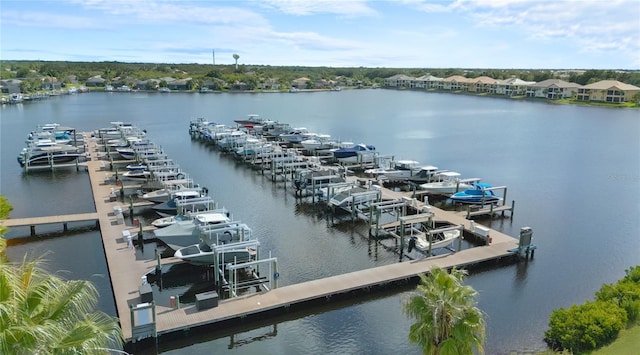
<box><xmin>152</xmin><ymin>192</ymin><xmax>211</xmax><ymax>217</ymax></box>
<box><xmin>419</xmin><ymin>171</ymin><xmax>479</xmax><ymax>196</ymax></box>
<box><xmin>17</xmin><ymin>139</ymin><xmax>81</xmax><ymax>167</ymax></box>
<box><xmin>407</xmin><ymin>166</ymin><xmax>441</xmax><ymax>184</ymax></box>
<box><xmin>332</xmin><ymin>144</ymin><xmax>376</xmax><ymax>164</ymax></box>
<box><xmin>409</xmin><ymin>228</ymin><xmax>460</xmax><ymax>252</ymax></box>
<box><xmin>329</xmin><ymin>186</ymin><xmax>380</xmax><ymax>207</ymax></box>
<box><xmin>174</xmin><ymin>241</ymin><xmax>254</xmax><ymax>266</ymax></box>
<box><xmin>449</xmin><ymin>183</ymin><xmax>501</xmax><ymax>204</ymax></box>
<box><xmin>300</xmin><ymin>134</ymin><xmax>334</xmax><ymax>151</ymax></box>
<box><xmin>153</xmin><ymin>210</ymin><xmax>231</xmax><ymax>248</ymax></box>
<box><xmin>234</xmin><ymin>114</ymin><xmax>266</xmax><ymax>130</ymax></box>
<box><xmin>141</xmin><ymin>185</ymin><xmax>205</xmax><ymax>204</ymax></box>
<box><xmin>365</xmin><ymin>160</ymin><xmax>421</xmax><ymax>181</ymax></box>
<box><xmin>279</xmin><ymin>128</ymin><xmax>310</xmax><ymax>145</ymax></box>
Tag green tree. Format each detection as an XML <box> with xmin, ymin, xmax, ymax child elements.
<box><xmin>0</xmin><ymin>256</ymin><xmax>124</xmax><ymax>354</ymax></box>
<box><xmin>0</xmin><ymin>195</ymin><xmax>123</xmax><ymax>354</ymax></box>
<box><xmin>403</xmin><ymin>267</ymin><xmax>485</xmax><ymax>355</ymax></box>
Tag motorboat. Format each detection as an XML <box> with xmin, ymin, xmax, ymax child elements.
<box><xmin>449</xmin><ymin>183</ymin><xmax>501</xmax><ymax>204</ymax></box>
<box><xmin>294</xmin><ymin>168</ymin><xmax>344</xmax><ymax>190</ymax></box>
<box><xmin>300</xmin><ymin>134</ymin><xmax>334</xmax><ymax>151</ymax></box>
<box><xmin>279</xmin><ymin>128</ymin><xmax>310</xmax><ymax>145</ymax></box>
<box><xmin>153</xmin><ymin>210</ymin><xmax>231</xmax><ymax>248</ymax></box>
<box><xmin>419</xmin><ymin>171</ymin><xmax>480</xmax><ymax>196</ymax></box>
<box><xmin>141</xmin><ymin>185</ymin><xmax>205</xmax><ymax>204</ymax></box>
<box><xmin>126</xmin><ymin>163</ymin><xmax>147</xmax><ymax>171</ymax></box>
<box><xmin>174</xmin><ymin>241</ymin><xmax>254</xmax><ymax>266</ymax></box>
<box><xmin>152</xmin><ymin>193</ymin><xmax>211</xmax><ymax>217</ymax></box>
<box><xmin>407</xmin><ymin>166</ymin><xmax>441</xmax><ymax>184</ymax></box>
<box><xmin>365</xmin><ymin>160</ymin><xmax>422</xmax><ymax>181</ymax></box>
<box><xmin>151</xmin><ymin>214</ymin><xmax>191</xmax><ymax>228</ymax></box>
<box><xmin>234</xmin><ymin>114</ymin><xmax>266</xmax><ymax>130</ymax></box>
<box><xmin>332</xmin><ymin>144</ymin><xmax>376</xmax><ymax>164</ymax></box>
<box><xmin>329</xmin><ymin>186</ymin><xmax>380</xmax><ymax>207</ymax></box>
<box><xmin>121</xmin><ymin>170</ymin><xmax>152</xmax><ymax>181</ymax></box>
<box><xmin>17</xmin><ymin>139</ymin><xmax>82</xmax><ymax>167</ymax></box>
<box><xmin>408</xmin><ymin>228</ymin><xmax>461</xmax><ymax>253</ymax></box>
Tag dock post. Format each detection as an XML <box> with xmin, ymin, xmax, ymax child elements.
<box><xmin>129</xmin><ymin>197</ymin><xmax>134</xmax><ymax>223</ymax></box>
<box><xmin>30</xmin><ymin>225</ymin><xmax>36</xmax><ymax>236</ymax></box>
<box><xmin>156</xmin><ymin>253</ymin><xmax>161</xmax><ymax>273</ymax></box>
<box><xmin>63</xmin><ymin>222</ymin><xmax>68</xmax><ymax>232</ymax></box>
<box><xmin>457</xmin><ymin>225</ymin><xmax>464</xmax><ymax>251</ymax></box>
<box><xmin>510</xmin><ymin>200</ymin><xmax>515</xmax><ymax>220</ymax></box>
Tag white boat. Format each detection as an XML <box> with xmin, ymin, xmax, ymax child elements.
<box><xmin>174</xmin><ymin>241</ymin><xmax>254</xmax><ymax>266</ymax></box>
<box><xmin>407</xmin><ymin>165</ymin><xmax>441</xmax><ymax>184</ymax></box>
<box><xmin>152</xmin><ymin>192</ymin><xmax>210</xmax><ymax>217</ymax></box>
<box><xmin>17</xmin><ymin>139</ymin><xmax>81</xmax><ymax>167</ymax></box>
<box><xmin>153</xmin><ymin>210</ymin><xmax>231</xmax><ymax>248</ymax></box>
<box><xmin>408</xmin><ymin>228</ymin><xmax>461</xmax><ymax>253</ymax></box>
<box><xmin>141</xmin><ymin>185</ymin><xmax>204</xmax><ymax>204</ymax></box>
<box><xmin>279</xmin><ymin>128</ymin><xmax>310</xmax><ymax>145</ymax></box>
<box><xmin>365</xmin><ymin>160</ymin><xmax>422</xmax><ymax>181</ymax></box>
<box><xmin>329</xmin><ymin>186</ymin><xmax>380</xmax><ymax>207</ymax></box>
<box><xmin>300</xmin><ymin>134</ymin><xmax>334</xmax><ymax>151</ymax></box>
<box><xmin>419</xmin><ymin>172</ymin><xmax>479</xmax><ymax>196</ymax></box>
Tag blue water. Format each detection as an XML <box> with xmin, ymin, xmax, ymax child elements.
<box><xmin>1</xmin><ymin>90</ymin><xmax>639</xmax><ymax>354</ymax></box>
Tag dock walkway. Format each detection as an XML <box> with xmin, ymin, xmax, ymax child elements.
<box><xmin>83</xmin><ymin>133</ymin><xmax>521</xmax><ymax>343</ymax></box>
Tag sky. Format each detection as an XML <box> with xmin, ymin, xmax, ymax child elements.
<box><xmin>1</xmin><ymin>0</ymin><xmax>638</xmax><ymax>69</ymax></box>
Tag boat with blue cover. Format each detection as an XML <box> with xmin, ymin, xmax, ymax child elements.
<box><xmin>449</xmin><ymin>183</ymin><xmax>500</xmax><ymax>204</ymax></box>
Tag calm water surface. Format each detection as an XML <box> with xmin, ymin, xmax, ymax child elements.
<box><xmin>1</xmin><ymin>90</ymin><xmax>639</xmax><ymax>354</ymax></box>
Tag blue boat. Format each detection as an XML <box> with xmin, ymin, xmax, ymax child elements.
<box><xmin>449</xmin><ymin>183</ymin><xmax>501</xmax><ymax>204</ymax></box>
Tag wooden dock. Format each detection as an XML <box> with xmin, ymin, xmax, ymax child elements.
<box><xmin>17</xmin><ymin>132</ymin><xmax>526</xmax><ymax>344</ymax></box>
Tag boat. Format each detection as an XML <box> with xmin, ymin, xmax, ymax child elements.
<box><xmin>279</xmin><ymin>128</ymin><xmax>310</xmax><ymax>145</ymax></box>
<box><xmin>419</xmin><ymin>171</ymin><xmax>479</xmax><ymax>196</ymax></box>
<box><xmin>174</xmin><ymin>241</ymin><xmax>254</xmax><ymax>266</ymax></box>
<box><xmin>449</xmin><ymin>183</ymin><xmax>501</xmax><ymax>204</ymax></box>
<box><xmin>152</xmin><ymin>192</ymin><xmax>210</xmax><ymax>217</ymax></box>
<box><xmin>151</xmin><ymin>214</ymin><xmax>191</xmax><ymax>228</ymax></box>
<box><xmin>234</xmin><ymin>114</ymin><xmax>266</xmax><ymax>129</ymax></box>
<box><xmin>121</xmin><ymin>170</ymin><xmax>152</xmax><ymax>181</ymax></box>
<box><xmin>407</xmin><ymin>165</ymin><xmax>441</xmax><ymax>184</ymax></box>
<box><xmin>153</xmin><ymin>210</ymin><xmax>231</xmax><ymax>248</ymax></box>
<box><xmin>300</xmin><ymin>134</ymin><xmax>334</xmax><ymax>151</ymax></box>
<box><xmin>141</xmin><ymin>185</ymin><xmax>206</xmax><ymax>204</ymax></box>
<box><xmin>126</xmin><ymin>163</ymin><xmax>147</xmax><ymax>171</ymax></box>
<box><xmin>17</xmin><ymin>139</ymin><xmax>82</xmax><ymax>167</ymax></box>
<box><xmin>408</xmin><ymin>228</ymin><xmax>461</xmax><ymax>253</ymax></box>
<box><xmin>294</xmin><ymin>168</ymin><xmax>345</xmax><ymax>190</ymax></box>
<box><xmin>365</xmin><ymin>160</ymin><xmax>422</xmax><ymax>181</ymax></box>
<box><xmin>9</xmin><ymin>93</ymin><xmax>24</xmax><ymax>104</ymax></box>
<box><xmin>329</xmin><ymin>186</ymin><xmax>380</xmax><ymax>207</ymax></box>
<box><xmin>332</xmin><ymin>144</ymin><xmax>377</xmax><ymax>164</ymax></box>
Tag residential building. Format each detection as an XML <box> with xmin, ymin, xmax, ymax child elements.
<box><xmin>577</xmin><ymin>80</ymin><xmax>640</xmax><ymax>103</ymax></box>
<box><xmin>525</xmin><ymin>79</ymin><xmax>580</xmax><ymax>99</ymax></box>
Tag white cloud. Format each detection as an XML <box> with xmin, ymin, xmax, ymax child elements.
<box><xmin>0</xmin><ymin>10</ymin><xmax>104</xmax><ymax>30</ymax></box>
<box><xmin>261</xmin><ymin>0</ymin><xmax>378</xmax><ymax>17</ymax></box>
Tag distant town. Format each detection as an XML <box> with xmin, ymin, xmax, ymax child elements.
<box><xmin>1</xmin><ymin>61</ymin><xmax>639</xmax><ymax>107</ymax></box>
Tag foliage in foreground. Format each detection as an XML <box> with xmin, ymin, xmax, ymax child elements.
<box><xmin>403</xmin><ymin>267</ymin><xmax>485</xmax><ymax>355</ymax></box>
<box><xmin>0</xmin><ymin>256</ymin><xmax>124</xmax><ymax>354</ymax></box>
<box><xmin>545</xmin><ymin>266</ymin><xmax>640</xmax><ymax>354</ymax></box>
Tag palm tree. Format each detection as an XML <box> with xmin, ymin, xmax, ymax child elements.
<box><xmin>1</xmin><ymin>194</ymin><xmax>123</xmax><ymax>355</ymax></box>
<box><xmin>403</xmin><ymin>267</ymin><xmax>485</xmax><ymax>355</ymax></box>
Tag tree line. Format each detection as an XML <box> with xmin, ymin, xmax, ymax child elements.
<box><xmin>2</xmin><ymin>60</ymin><xmax>639</xmax><ymax>89</ymax></box>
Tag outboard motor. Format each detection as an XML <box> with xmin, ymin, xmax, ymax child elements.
<box><xmin>407</xmin><ymin>236</ymin><xmax>417</xmax><ymax>252</ymax></box>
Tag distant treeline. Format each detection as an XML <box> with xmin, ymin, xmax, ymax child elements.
<box><xmin>1</xmin><ymin>60</ymin><xmax>639</xmax><ymax>87</ymax></box>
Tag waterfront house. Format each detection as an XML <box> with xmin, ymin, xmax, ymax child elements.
<box><xmin>291</xmin><ymin>77</ymin><xmax>311</xmax><ymax>89</ymax></box>
<box><xmin>384</xmin><ymin>74</ymin><xmax>416</xmax><ymax>88</ymax></box>
<box><xmin>85</xmin><ymin>76</ymin><xmax>106</xmax><ymax>87</ymax></box>
<box><xmin>576</xmin><ymin>80</ymin><xmax>640</xmax><ymax>103</ymax></box>
<box><xmin>414</xmin><ymin>75</ymin><xmax>443</xmax><ymax>89</ymax></box>
<box><xmin>525</xmin><ymin>79</ymin><xmax>580</xmax><ymax>99</ymax></box>
<box><xmin>167</xmin><ymin>78</ymin><xmax>191</xmax><ymax>90</ymax></box>
<box><xmin>442</xmin><ymin>75</ymin><xmax>472</xmax><ymax>91</ymax></box>
<box><xmin>495</xmin><ymin>77</ymin><xmax>535</xmax><ymax>97</ymax></box>
<box><xmin>0</xmin><ymin>79</ymin><xmax>23</xmax><ymax>94</ymax></box>
<box><xmin>468</xmin><ymin>76</ymin><xmax>499</xmax><ymax>93</ymax></box>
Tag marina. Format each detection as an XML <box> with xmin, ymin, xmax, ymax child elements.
<box><xmin>3</xmin><ymin>121</ymin><xmax>536</xmax><ymax>346</ymax></box>
<box><xmin>1</xmin><ymin>90</ymin><xmax>637</xmax><ymax>354</ymax></box>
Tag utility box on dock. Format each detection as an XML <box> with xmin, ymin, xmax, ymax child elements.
<box><xmin>195</xmin><ymin>291</ymin><xmax>219</xmax><ymax>311</ymax></box>
<box><xmin>139</xmin><ymin>284</ymin><xmax>153</xmax><ymax>303</ymax></box>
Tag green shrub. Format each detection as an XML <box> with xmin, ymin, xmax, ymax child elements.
<box><xmin>596</xmin><ymin>266</ymin><xmax>640</xmax><ymax>324</ymax></box>
<box><xmin>545</xmin><ymin>301</ymin><xmax>627</xmax><ymax>353</ymax></box>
